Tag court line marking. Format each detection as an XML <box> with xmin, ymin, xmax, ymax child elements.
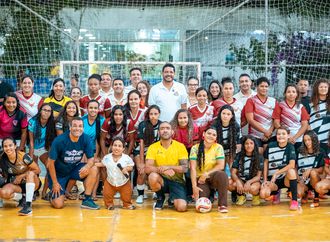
<box><xmin>215</xmin><ymin>216</ymin><xmax>239</xmax><ymax>219</ymax></box>
<box><xmin>271</xmin><ymin>214</ymin><xmax>295</xmax><ymax>218</ymax></box>
<box><xmin>34</xmin><ymin>216</ymin><xmax>60</xmax><ymax>218</ymax></box>
<box><xmin>325</xmin><ymin>212</ymin><xmax>330</xmax><ymax>214</ymax></box>
<box><xmin>95</xmin><ymin>216</ymin><xmax>113</xmax><ymax>219</ymax></box>
<box><xmin>155</xmin><ymin>217</ymin><xmax>177</xmax><ymax>220</ymax></box>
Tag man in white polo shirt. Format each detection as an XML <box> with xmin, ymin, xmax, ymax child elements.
<box><xmin>234</xmin><ymin>73</ymin><xmax>256</xmax><ymax>106</ymax></box>
<box><xmin>148</xmin><ymin>63</ymin><xmax>187</xmax><ymax>122</ymax></box>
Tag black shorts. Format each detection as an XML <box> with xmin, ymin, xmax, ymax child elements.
<box><xmin>255</xmin><ymin>136</ymin><xmax>276</xmax><ymax>148</ymax></box>
<box><xmin>160</xmin><ymin>176</ymin><xmax>187</xmax><ymax>201</ymax></box>
<box><xmin>6</xmin><ymin>176</ymin><xmax>41</xmax><ymax>193</ymax></box>
<box><xmin>269</xmin><ymin>176</ymin><xmax>287</xmax><ymax>195</ymax></box>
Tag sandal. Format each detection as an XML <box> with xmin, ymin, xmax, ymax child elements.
<box><xmin>65</xmin><ymin>192</ymin><xmax>77</xmax><ymax>200</ymax></box>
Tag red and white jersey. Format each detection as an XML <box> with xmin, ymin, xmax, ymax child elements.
<box><xmin>79</xmin><ymin>94</ymin><xmax>111</xmax><ymax>116</ymax></box>
<box><xmin>245</xmin><ymin>95</ymin><xmax>277</xmax><ymax>139</ymax></box>
<box><xmin>189</xmin><ymin>104</ymin><xmax>214</xmax><ymax>129</ymax></box>
<box><xmin>272</xmin><ymin>101</ymin><xmax>309</xmax><ymax>142</ymax></box>
<box><xmin>211</xmin><ymin>97</ymin><xmax>244</xmax><ymax>126</ymax></box>
<box><xmin>127</xmin><ymin>108</ymin><xmax>146</xmax><ymax>134</ymax></box>
<box><xmin>15</xmin><ymin>90</ymin><xmax>43</xmax><ymax>121</ymax></box>
<box><xmin>101</xmin><ymin>118</ymin><xmax>128</xmax><ymax>146</ymax></box>
<box><xmin>108</xmin><ymin>94</ymin><xmax>127</xmax><ymax>107</ymax></box>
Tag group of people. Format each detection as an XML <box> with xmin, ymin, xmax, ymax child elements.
<box><xmin>0</xmin><ymin>63</ymin><xmax>329</xmax><ymax>216</ymax></box>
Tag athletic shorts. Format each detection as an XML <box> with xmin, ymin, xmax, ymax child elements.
<box><xmin>269</xmin><ymin>176</ymin><xmax>287</xmax><ymax>195</ymax></box>
<box><xmin>255</xmin><ymin>136</ymin><xmax>276</xmax><ymax>148</ymax></box>
<box><xmin>6</xmin><ymin>176</ymin><xmax>41</xmax><ymax>193</ymax></box>
<box><xmin>48</xmin><ymin>162</ymin><xmax>86</xmax><ymax>199</ymax></box>
<box><xmin>160</xmin><ymin>176</ymin><xmax>187</xmax><ymax>201</ymax></box>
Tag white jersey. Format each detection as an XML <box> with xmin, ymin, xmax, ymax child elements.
<box><xmin>15</xmin><ymin>90</ymin><xmax>43</xmax><ymax>121</ymax></box>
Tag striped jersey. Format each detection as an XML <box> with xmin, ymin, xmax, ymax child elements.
<box><xmin>189</xmin><ymin>104</ymin><xmax>214</xmax><ymax>131</ymax></box>
<box><xmin>308</xmin><ymin>100</ymin><xmax>330</xmax><ymax>144</ymax></box>
<box><xmin>79</xmin><ymin>94</ymin><xmax>111</xmax><ymax>116</ymax></box>
<box><xmin>232</xmin><ymin>153</ymin><xmax>263</xmax><ymax>180</ymax></box>
<box><xmin>15</xmin><ymin>90</ymin><xmax>43</xmax><ymax>121</ymax></box>
<box><xmin>296</xmin><ymin>151</ymin><xmax>326</xmax><ymax>176</ymax></box>
<box><xmin>211</xmin><ymin>97</ymin><xmax>244</xmax><ymax>126</ymax></box>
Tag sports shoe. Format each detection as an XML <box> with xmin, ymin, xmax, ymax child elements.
<box><xmin>136</xmin><ymin>195</ymin><xmax>144</xmax><ymax>204</ymax></box>
<box><xmin>17</xmin><ymin>197</ymin><xmax>26</xmax><ymax>208</ymax></box>
<box><xmin>307</xmin><ymin>190</ymin><xmax>314</xmax><ymax>200</ymax></box>
<box><xmin>236</xmin><ymin>195</ymin><xmax>246</xmax><ymax>206</ymax></box>
<box><xmin>153</xmin><ymin>196</ymin><xmax>165</xmax><ymax>210</ymax></box>
<box><xmin>231</xmin><ymin>192</ymin><xmax>237</xmax><ymax>203</ymax></box>
<box><xmin>81</xmin><ymin>198</ymin><xmax>100</xmax><ymax>210</ymax></box>
<box><xmin>18</xmin><ymin>203</ymin><xmax>32</xmax><ymax>216</ymax></box>
<box><xmin>252</xmin><ymin>195</ymin><xmax>261</xmax><ymax>206</ymax></box>
<box><xmin>218</xmin><ymin>205</ymin><xmax>228</xmax><ymax>213</ymax></box>
<box><xmin>0</xmin><ymin>199</ymin><xmax>3</xmax><ymax>208</ymax></box>
<box><xmin>122</xmin><ymin>205</ymin><xmax>136</xmax><ymax>210</ymax></box>
<box><xmin>143</xmin><ymin>194</ymin><xmax>148</xmax><ymax>199</ymax></box>
<box><xmin>289</xmin><ymin>200</ymin><xmax>299</xmax><ymax>211</ymax></box>
<box><xmin>152</xmin><ymin>193</ymin><xmax>157</xmax><ymax>200</ymax></box>
<box><xmin>310</xmin><ymin>198</ymin><xmax>320</xmax><ymax>208</ymax></box>
<box><xmin>272</xmin><ymin>191</ymin><xmax>281</xmax><ymax>204</ymax></box>
<box><xmin>167</xmin><ymin>199</ymin><xmax>174</xmax><ymax>208</ymax></box>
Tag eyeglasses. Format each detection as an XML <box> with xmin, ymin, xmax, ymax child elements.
<box><xmin>41</xmin><ymin>109</ymin><xmax>52</xmax><ymax>113</ymax></box>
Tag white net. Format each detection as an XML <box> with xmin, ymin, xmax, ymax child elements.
<box><xmin>0</xmin><ymin>0</ymin><xmax>329</xmax><ymax>97</ymax></box>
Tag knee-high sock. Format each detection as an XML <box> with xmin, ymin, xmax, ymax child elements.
<box><xmin>289</xmin><ymin>179</ymin><xmax>297</xmax><ymax>201</ymax></box>
<box><xmin>25</xmin><ymin>183</ymin><xmax>35</xmax><ymax>203</ymax></box>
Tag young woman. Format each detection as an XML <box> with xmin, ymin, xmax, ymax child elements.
<box><xmin>126</xmin><ymin>90</ymin><xmax>146</xmax><ymax>155</ymax></box>
<box><xmin>0</xmin><ymin>93</ymin><xmax>28</xmax><ymax>151</ymax></box>
<box><xmin>100</xmin><ymin>105</ymin><xmax>128</xmax><ymax>156</ymax></box>
<box><xmin>190</xmin><ymin>127</ymin><xmax>229</xmax><ymax>213</ymax></box>
<box><xmin>229</xmin><ymin>135</ymin><xmax>262</xmax><ymax>206</ymax></box>
<box><xmin>55</xmin><ymin>100</ymin><xmax>79</xmax><ymax>135</ymax></box>
<box><xmin>189</xmin><ymin>87</ymin><xmax>214</xmax><ymax>137</ymax></box>
<box><xmin>133</xmin><ymin>105</ymin><xmax>162</xmax><ymax>204</ymax></box>
<box><xmin>96</xmin><ymin>137</ymin><xmax>135</xmax><ymax>210</ymax></box>
<box><xmin>186</xmin><ymin>77</ymin><xmax>199</xmax><ymax>108</ymax></box>
<box><xmin>15</xmin><ymin>75</ymin><xmax>43</xmax><ymax>121</ymax></box>
<box><xmin>136</xmin><ymin>81</ymin><xmax>151</xmax><ymax>108</ymax></box>
<box><xmin>70</xmin><ymin>86</ymin><xmax>82</xmax><ymax>116</ymax></box>
<box><xmin>212</xmin><ymin>105</ymin><xmax>240</xmax><ymax>169</ymax></box>
<box><xmin>44</xmin><ymin>78</ymin><xmax>72</xmax><ymax>118</ymax></box>
<box><xmin>28</xmin><ymin>103</ymin><xmax>56</xmax><ymax>199</ymax></box>
<box><xmin>308</xmin><ymin>78</ymin><xmax>329</xmax><ymax>151</ymax></box>
<box><xmin>273</xmin><ymin>84</ymin><xmax>309</xmax><ymax>150</ymax></box>
<box><xmin>260</xmin><ymin>126</ymin><xmax>299</xmax><ymax>210</ymax></box>
<box><xmin>0</xmin><ymin>138</ymin><xmax>40</xmax><ymax>216</ymax></box>
<box><xmin>208</xmin><ymin>80</ymin><xmax>222</xmax><ymax>103</ymax></box>
<box><xmin>297</xmin><ymin>130</ymin><xmax>326</xmax><ymax>207</ymax></box>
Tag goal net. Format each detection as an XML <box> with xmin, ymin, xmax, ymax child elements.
<box><xmin>0</xmin><ymin>1</ymin><xmax>329</xmax><ymax>97</ymax></box>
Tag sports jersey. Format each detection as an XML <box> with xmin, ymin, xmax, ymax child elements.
<box><xmin>101</xmin><ymin>118</ymin><xmax>128</xmax><ymax>146</ymax></box>
<box><xmin>134</xmin><ymin>120</ymin><xmax>161</xmax><ymax>154</ymax></box>
<box><xmin>212</xmin><ymin>120</ymin><xmax>240</xmax><ymax>155</ymax></box>
<box><xmin>146</xmin><ymin>140</ymin><xmax>188</xmax><ymax>183</ymax></box>
<box><xmin>108</xmin><ymin>94</ymin><xmax>127</xmax><ymax>107</ymax></box>
<box><xmin>0</xmin><ymin>151</ymin><xmax>33</xmax><ymax>177</ymax></box>
<box><xmin>172</xmin><ymin>125</ymin><xmax>200</xmax><ymax>149</ymax></box>
<box><xmin>15</xmin><ymin>90</ymin><xmax>43</xmax><ymax>121</ymax></box>
<box><xmin>296</xmin><ymin>150</ymin><xmax>326</xmax><ymax>176</ymax></box>
<box><xmin>79</xmin><ymin>94</ymin><xmax>111</xmax><ymax>116</ymax></box>
<box><xmin>232</xmin><ymin>153</ymin><xmax>263</xmax><ymax>181</ymax></box>
<box><xmin>44</xmin><ymin>96</ymin><xmax>72</xmax><ymax>117</ymax></box>
<box><xmin>82</xmin><ymin>114</ymin><xmax>105</xmax><ymax>152</ymax></box>
<box><xmin>127</xmin><ymin>108</ymin><xmax>146</xmax><ymax>134</ymax></box>
<box><xmin>301</xmin><ymin>96</ymin><xmax>310</xmax><ymax>112</ymax></box>
<box><xmin>55</xmin><ymin>116</ymin><xmax>70</xmax><ymax>133</ymax></box>
<box><xmin>272</xmin><ymin>101</ymin><xmax>309</xmax><ymax>142</ymax></box>
<box><xmin>308</xmin><ymin>100</ymin><xmax>330</xmax><ymax>144</ymax></box>
<box><xmin>0</xmin><ymin>106</ymin><xmax>28</xmax><ymax>140</ymax></box>
<box><xmin>245</xmin><ymin>95</ymin><xmax>277</xmax><ymax>139</ymax></box>
<box><xmin>28</xmin><ymin>117</ymin><xmax>46</xmax><ymax>149</ymax></box>
<box><xmin>189</xmin><ymin>143</ymin><xmax>225</xmax><ymax>177</ymax></box>
<box><xmin>211</xmin><ymin>97</ymin><xmax>244</xmax><ymax>126</ymax></box>
<box><xmin>189</xmin><ymin>104</ymin><xmax>213</xmax><ymax>133</ymax></box>
<box><xmin>264</xmin><ymin>142</ymin><xmax>296</xmax><ymax>180</ymax></box>
<box><xmin>49</xmin><ymin>131</ymin><xmax>94</xmax><ymax>177</ymax></box>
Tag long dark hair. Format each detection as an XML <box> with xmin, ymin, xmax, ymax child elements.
<box><xmin>238</xmin><ymin>135</ymin><xmax>260</xmax><ymax>179</ymax></box>
<box><xmin>48</xmin><ymin>78</ymin><xmax>65</xmax><ymax>98</ymax></box>
<box><xmin>143</xmin><ymin>105</ymin><xmax>161</xmax><ymax>147</ymax></box>
<box><xmin>125</xmin><ymin>89</ymin><xmax>141</xmax><ymax>118</ymax></box>
<box><xmin>3</xmin><ymin>92</ymin><xmax>20</xmax><ymax>113</ymax></box>
<box><xmin>55</xmin><ymin>100</ymin><xmax>79</xmax><ymax>132</ymax></box>
<box><xmin>214</xmin><ymin>104</ymin><xmax>238</xmax><ymax>160</ymax></box>
<box><xmin>196</xmin><ymin>126</ymin><xmax>217</xmax><ymax>171</ymax></box>
<box><xmin>299</xmin><ymin>130</ymin><xmax>320</xmax><ymax>156</ymax></box>
<box><xmin>87</xmin><ymin>99</ymin><xmax>101</xmax><ymax>144</ymax></box>
<box><xmin>137</xmin><ymin>80</ymin><xmax>151</xmax><ymax>107</ymax></box>
<box><xmin>311</xmin><ymin>78</ymin><xmax>330</xmax><ymax>112</ymax></box>
<box><xmin>208</xmin><ymin>80</ymin><xmax>222</xmax><ymax>101</ymax></box>
<box><xmin>0</xmin><ymin>137</ymin><xmax>17</xmax><ymax>179</ymax></box>
<box><xmin>283</xmin><ymin>83</ymin><xmax>300</xmax><ymax>107</ymax></box>
<box><xmin>171</xmin><ymin>109</ymin><xmax>194</xmax><ymax>145</ymax></box>
<box><xmin>33</xmin><ymin>103</ymin><xmax>56</xmax><ymax>151</ymax></box>
<box><xmin>109</xmin><ymin>105</ymin><xmax>127</xmax><ymax>140</ymax></box>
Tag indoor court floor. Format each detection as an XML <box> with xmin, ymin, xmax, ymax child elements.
<box><xmin>0</xmin><ymin>192</ymin><xmax>329</xmax><ymax>242</ymax></box>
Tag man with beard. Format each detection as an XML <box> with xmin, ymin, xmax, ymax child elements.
<box><xmin>145</xmin><ymin>122</ymin><xmax>188</xmax><ymax>212</ymax></box>
<box><xmin>148</xmin><ymin>63</ymin><xmax>187</xmax><ymax>121</ymax></box>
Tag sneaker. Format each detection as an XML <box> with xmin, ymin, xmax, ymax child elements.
<box><xmin>81</xmin><ymin>198</ymin><xmax>100</xmax><ymax>210</ymax></box>
<box><xmin>114</xmin><ymin>192</ymin><xmax>121</xmax><ymax>199</ymax></box>
<box><xmin>122</xmin><ymin>205</ymin><xmax>136</xmax><ymax>210</ymax></box>
<box><xmin>310</xmin><ymin>198</ymin><xmax>320</xmax><ymax>208</ymax></box>
<box><xmin>152</xmin><ymin>193</ymin><xmax>157</xmax><ymax>200</ymax></box>
<box><xmin>252</xmin><ymin>195</ymin><xmax>261</xmax><ymax>206</ymax></box>
<box><xmin>167</xmin><ymin>199</ymin><xmax>174</xmax><ymax>208</ymax></box>
<box><xmin>136</xmin><ymin>195</ymin><xmax>144</xmax><ymax>204</ymax></box>
<box><xmin>289</xmin><ymin>200</ymin><xmax>299</xmax><ymax>211</ymax></box>
<box><xmin>272</xmin><ymin>191</ymin><xmax>281</xmax><ymax>205</ymax></box>
<box><xmin>18</xmin><ymin>203</ymin><xmax>32</xmax><ymax>216</ymax></box>
<box><xmin>107</xmin><ymin>205</ymin><xmax>114</xmax><ymax>210</ymax></box>
<box><xmin>236</xmin><ymin>195</ymin><xmax>246</xmax><ymax>206</ymax></box>
<box><xmin>17</xmin><ymin>197</ymin><xmax>26</xmax><ymax>208</ymax></box>
<box><xmin>307</xmin><ymin>190</ymin><xmax>314</xmax><ymax>200</ymax></box>
<box><xmin>0</xmin><ymin>199</ymin><xmax>3</xmax><ymax>208</ymax></box>
<box><xmin>231</xmin><ymin>192</ymin><xmax>237</xmax><ymax>203</ymax></box>
<box><xmin>143</xmin><ymin>194</ymin><xmax>148</xmax><ymax>200</ymax></box>
<box><xmin>218</xmin><ymin>205</ymin><xmax>228</xmax><ymax>213</ymax></box>
<box><xmin>153</xmin><ymin>196</ymin><xmax>165</xmax><ymax>210</ymax></box>
<box><xmin>79</xmin><ymin>192</ymin><xmax>85</xmax><ymax>200</ymax></box>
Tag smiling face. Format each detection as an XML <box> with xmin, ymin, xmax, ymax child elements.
<box><xmin>101</xmin><ymin>74</ymin><xmax>112</xmax><ymax>90</ymax></box>
<box><xmin>284</xmin><ymin>86</ymin><xmax>298</xmax><ymax>103</ymax></box>
<box><xmin>70</xmin><ymin>87</ymin><xmax>82</xmax><ymax>102</ymax></box>
<box><xmin>53</xmin><ymin>81</ymin><xmax>65</xmax><ymax>98</ymax></box>
<box><xmin>276</xmin><ymin>128</ymin><xmax>289</xmax><ymax>145</ymax></box>
<box><xmin>87</xmin><ymin>101</ymin><xmax>99</xmax><ymax>118</ymax></box>
<box><xmin>203</xmin><ymin>128</ymin><xmax>217</xmax><ymax>144</ymax></box>
<box><xmin>210</xmin><ymin>83</ymin><xmax>220</xmax><ymax>99</ymax></box>
<box><xmin>21</xmin><ymin>77</ymin><xmax>34</xmax><ymax>94</ymax></box>
<box><xmin>113</xmin><ymin>80</ymin><xmax>124</xmax><ymax>94</ymax></box>
<box><xmin>303</xmin><ymin>134</ymin><xmax>313</xmax><ymax>150</ymax></box>
<box><xmin>3</xmin><ymin>139</ymin><xmax>16</xmax><ymax>157</ymax></box>
<box><xmin>244</xmin><ymin>138</ymin><xmax>255</xmax><ymax>155</ymax></box>
<box><xmin>257</xmin><ymin>81</ymin><xmax>269</xmax><ymax>97</ymax></box>
<box><xmin>196</xmin><ymin>89</ymin><xmax>208</xmax><ymax>106</ymax></box>
<box><xmin>4</xmin><ymin>97</ymin><xmax>17</xmax><ymax>114</ymax></box>
<box><xmin>128</xmin><ymin>92</ymin><xmax>140</xmax><ymax>109</ymax></box>
<box><xmin>318</xmin><ymin>82</ymin><xmax>329</xmax><ymax>97</ymax></box>
<box><xmin>162</xmin><ymin>67</ymin><xmax>175</xmax><ymax>83</ymax></box>
<box><xmin>137</xmin><ymin>83</ymin><xmax>148</xmax><ymax>97</ymax></box>
<box><xmin>112</xmin><ymin>139</ymin><xmax>125</xmax><ymax>156</ymax></box>
<box><xmin>177</xmin><ymin>111</ymin><xmax>189</xmax><ymax>128</ymax></box>
<box><xmin>66</xmin><ymin>102</ymin><xmax>77</xmax><ymax>117</ymax></box>
<box><xmin>70</xmin><ymin>119</ymin><xmax>84</xmax><ymax>137</ymax></box>
<box><xmin>187</xmin><ymin>78</ymin><xmax>199</xmax><ymax>95</ymax></box>
<box><xmin>239</xmin><ymin>76</ymin><xmax>252</xmax><ymax>93</ymax></box>
<box><xmin>113</xmin><ymin>109</ymin><xmax>124</xmax><ymax>124</ymax></box>
<box><xmin>159</xmin><ymin>122</ymin><xmax>173</xmax><ymax>140</ymax></box>
<box><xmin>40</xmin><ymin>104</ymin><xmax>52</xmax><ymax>121</ymax></box>
<box><xmin>130</xmin><ymin>69</ymin><xmax>142</xmax><ymax>87</ymax></box>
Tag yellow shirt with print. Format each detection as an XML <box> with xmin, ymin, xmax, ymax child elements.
<box><xmin>44</xmin><ymin>96</ymin><xmax>72</xmax><ymax>118</ymax></box>
<box><xmin>146</xmin><ymin>140</ymin><xmax>188</xmax><ymax>183</ymax></box>
<box><xmin>189</xmin><ymin>143</ymin><xmax>225</xmax><ymax>177</ymax></box>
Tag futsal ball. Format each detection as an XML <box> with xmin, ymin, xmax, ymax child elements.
<box><xmin>195</xmin><ymin>197</ymin><xmax>212</xmax><ymax>213</ymax></box>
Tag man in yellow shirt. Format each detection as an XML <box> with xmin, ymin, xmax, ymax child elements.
<box><xmin>145</xmin><ymin>122</ymin><xmax>188</xmax><ymax>212</ymax></box>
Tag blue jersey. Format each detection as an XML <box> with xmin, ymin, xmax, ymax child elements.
<box><xmin>49</xmin><ymin>131</ymin><xmax>94</xmax><ymax>177</ymax></box>
<box><xmin>28</xmin><ymin>117</ymin><xmax>46</xmax><ymax>149</ymax></box>
<box><xmin>82</xmin><ymin>114</ymin><xmax>105</xmax><ymax>152</ymax></box>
